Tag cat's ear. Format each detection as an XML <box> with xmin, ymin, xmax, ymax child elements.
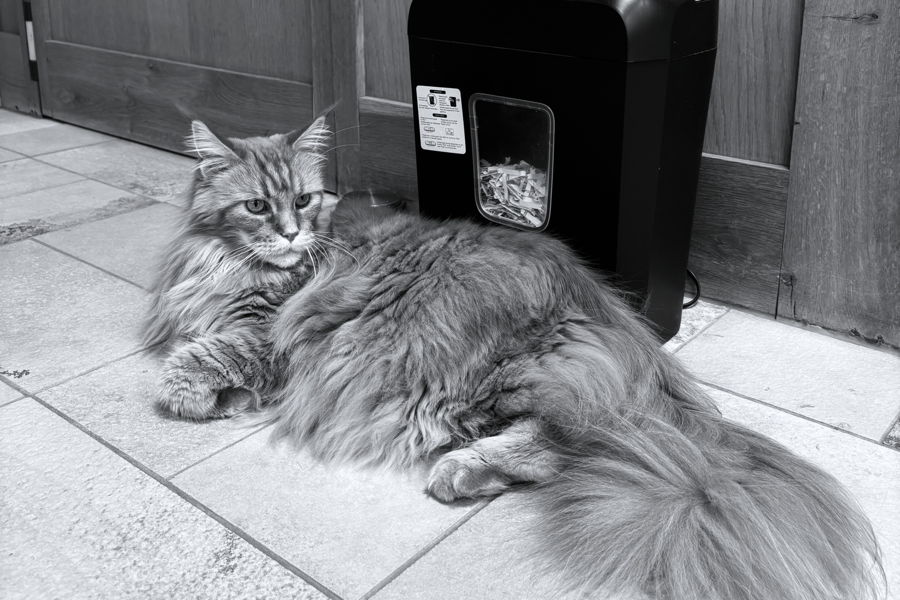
<box><xmin>186</xmin><ymin>120</ymin><xmax>238</xmax><ymax>178</ymax></box>
<box><xmin>287</xmin><ymin>115</ymin><xmax>331</xmax><ymax>154</ymax></box>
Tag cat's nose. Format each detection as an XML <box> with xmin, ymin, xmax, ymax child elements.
<box><xmin>281</xmin><ymin>230</ymin><xmax>299</xmax><ymax>242</ymax></box>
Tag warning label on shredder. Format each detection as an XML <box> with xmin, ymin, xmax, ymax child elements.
<box><xmin>415</xmin><ymin>86</ymin><xmax>465</xmax><ymax>154</ymax></box>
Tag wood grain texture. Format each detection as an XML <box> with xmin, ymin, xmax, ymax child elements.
<box><xmin>703</xmin><ymin>0</ymin><xmax>804</xmax><ymax>166</ymax></box>
<box><xmin>40</xmin><ymin>41</ymin><xmax>313</xmax><ymax>153</ymax></box>
<box><xmin>689</xmin><ymin>156</ymin><xmax>789</xmax><ymax>314</ymax></box>
<box><xmin>358</xmin><ymin>97</ymin><xmax>417</xmax><ymax>206</ymax></box>
<box><xmin>327</xmin><ymin>0</ymin><xmax>364</xmax><ymax>193</ymax></box>
<box><xmin>363</xmin><ymin>0</ymin><xmax>412</xmax><ymax>102</ymax></box>
<box><xmin>778</xmin><ymin>0</ymin><xmax>900</xmax><ymax>347</ymax></box>
<box><xmin>354</xmin><ymin>102</ymin><xmax>787</xmax><ymax>312</ymax></box>
<box><xmin>44</xmin><ymin>0</ymin><xmax>313</xmax><ymax>82</ymax></box>
<box><xmin>310</xmin><ymin>0</ymin><xmax>337</xmax><ymax>190</ymax></box>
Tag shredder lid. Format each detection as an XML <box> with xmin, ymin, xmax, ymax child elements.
<box><xmin>408</xmin><ymin>0</ymin><xmax>717</xmax><ymax>62</ymax></box>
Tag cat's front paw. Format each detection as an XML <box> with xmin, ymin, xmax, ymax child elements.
<box><xmin>155</xmin><ymin>367</ymin><xmax>223</xmax><ymax>421</ymax></box>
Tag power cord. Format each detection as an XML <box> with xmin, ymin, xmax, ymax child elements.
<box><xmin>683</xmin><ymin>269</ymin><xmax>700</xmax><ymax>309</ymax></box>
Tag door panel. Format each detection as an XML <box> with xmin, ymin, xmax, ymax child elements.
<box><xmin>30</xmin><ymin>0</ymin><xmax>326</xmax><ymax>161</ymax></box>
<box><xmin>45</xmin><ymin>0</ymin><xmax>313</xmax><ymax>82</ymax></box>
<box><xmin>40</xmin><ymin>41</ymin><xmax>313</xmax><ymax>150</ymax></box>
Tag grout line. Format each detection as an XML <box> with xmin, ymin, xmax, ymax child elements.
<box><xmin>166</xmin><ymin>424</ymin><xmax>272</xmax><ymax>480</ymax></box>
<box><xmin>699</xmin><ymin>379</ymin><xmax>899</xmax><ymax>451</ymax></box>
<box><xmin>19</xmin><ymin>393</ymin><xmax>343</xmax><ymax>600</ymax></box>
<box><xmin>358</xmin><ymin>498</ymin><xmax>493</xmax><ymax>600</ymax></box>
<box><xmin>29</xmin><ymin>238</ymin><xmax>150</xmax><ymax>291</ymax></box>
<box><xmin>29</xmin><ymin>345</ymin><xmax>154</xmax><ymax>396</ymax></box>
<box><xmin>31</xmin><ymin>138</ymin><xmax>117</xmax><ymax>156</ymax></box>
<box><xmin>671</xmin><ymin>305</ymin><xmax>731</xmax><ymax>355</ymax></box>
<box><xmin>0</xmin><ymin>395</ymin><xmax>27</xmax><ymax>409</ymax></box>
<box><xmin>28</xmin><ymin>148</ymin><xmax>186</xmax><ymax>206</ymax></box>
<box><xmin>0</xmin><ymin>173</ymin><xmax>89</xmax><ymax>201</ymax></box>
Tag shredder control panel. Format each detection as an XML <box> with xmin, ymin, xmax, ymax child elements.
<box><xmin>415</xmin><ymin>85</ymin><xmax>466</xmax><ymax>155</ymax></box>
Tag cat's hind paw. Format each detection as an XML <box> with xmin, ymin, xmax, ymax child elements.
<box><xmin>426</xmin><ymin>449</ymin><xmax>511</xmax><ymax>503</ymax></box>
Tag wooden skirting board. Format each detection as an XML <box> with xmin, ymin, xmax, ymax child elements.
<box><xmin>358</xmin><ymin>96</ymin><xmax>789</xmax><ymax>315</ymax></box>
<box><xmin>37</xmin><ymin>41</ymin><xmax>315</xmax><ymax>153</ymax></box>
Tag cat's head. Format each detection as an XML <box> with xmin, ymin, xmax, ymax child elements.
<box><xmin>184</xmin><ymin>118</ymin><xmax>334</xmax><ymax>269</ymax></box>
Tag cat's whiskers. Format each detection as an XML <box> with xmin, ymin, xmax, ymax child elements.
<box><xmin>312</xmin><ymin>231</ymin><xmax>353</xmax><ymax>251</ymax></box>
<box><xmin>322</xmin><ymin>142</ymin><xmax>361</xmax><ymax>156</ymax></box>
<box><xmin>304</xmin><ymin>246</ymin><xmax>319</xmax><ymax>279</ymax></box>
<box><xmin>312</xmin><ymin>233</ymin><xmax>359</xmax><ymax>266</ymax></box>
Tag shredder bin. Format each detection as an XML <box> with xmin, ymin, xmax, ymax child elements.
<box><xmin>408</xmin><ymin>0</ymin><xmax>718</xmax><ymax>341</ymax></box>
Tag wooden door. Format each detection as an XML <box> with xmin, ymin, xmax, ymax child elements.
<box><xmin>28</xmin><ymin>0</ymin><xmax>339</xmax><ymax>185</ymax></box>
<box><xmin>0</xmin><ymin>0</ymin><xmax>41</xmax><ymax>114</ymax></box>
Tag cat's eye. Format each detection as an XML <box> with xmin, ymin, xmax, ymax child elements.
<box><xmin>294</xmin><ymin>193</ymin><xmax>313</xmax><ymax>210</ymax></box>
<box><xmin>245</xmin><ymin>199</ymin><xmax>268</xmax><ymax>214</ymax></box>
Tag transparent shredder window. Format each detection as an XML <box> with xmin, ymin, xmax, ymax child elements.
<box><xmin>470</xmin><ymin>94</ymin><xmax>555</xmax><ymax>231</ymax></box>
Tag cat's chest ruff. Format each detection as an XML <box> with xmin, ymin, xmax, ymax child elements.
<box><xmin>167</xmin><ymin>268</ymin><xmax>297</xmax><ymax>337</ymax></box>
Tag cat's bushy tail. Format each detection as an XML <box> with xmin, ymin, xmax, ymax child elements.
<box><xmin>532</xmin><ymin>408</ymin><xmax>885</xmax><ymax>600</ymax></box>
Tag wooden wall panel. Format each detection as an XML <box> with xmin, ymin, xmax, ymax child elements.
<box><xmin>326</xmin><ymin>0</ymin><xmax>364</xmax><ymax>193</ymax></box>
<box><xmin>358</xmin><ymin>96</ymin><xmax>417</xmax><ymax>203</ymax></box>
<box><xmin>778</xmin><ymin>0</ymin><xmax>899</xmax><ymax>347</ymax></box>
<box><xmin>688</xmin><ymin>157</ymin><xmax>789</xmax><ymax>313</ymax></box>
<box><xmin>45</xmin><ymin>0</ymin><xmax>313</xmax><ymax>82</ymax></box>
<box><xmin>703</xmin><ymin>0</ymin><xmax>804</xmax><ymax>166</ymax></box>
<box><xmin>362</xmin><ymin>0</ymin><xmax>412</xmax><ymax>102</ymax></box>
<box><xmin>40</xmin><ymin>42</ymin><xmax>313</xmax><ymax>152</ymax></box>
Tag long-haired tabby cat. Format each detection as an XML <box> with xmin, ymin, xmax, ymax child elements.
<box><xmin>146</xmin><ymin>118</ymin><xmax>885</xmax><ymax>600</ymax></box>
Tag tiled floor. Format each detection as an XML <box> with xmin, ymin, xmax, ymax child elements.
<box><xmin>1</xmin><ymin>108</ymin><xmax>898</xmax><ymax>599</ymax></box>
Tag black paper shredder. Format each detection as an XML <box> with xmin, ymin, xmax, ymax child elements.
<box><xmin>408</xmin><ymin>0</ymin><xmax>718</xmax><ymax>341</ymax></box>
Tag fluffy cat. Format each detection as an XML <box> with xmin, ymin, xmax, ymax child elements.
<box><xmin>144</xmin><ymin>118</ymin><xmax>336</xmax><ymax>417</ymax></box>
<box><xmin>146</xmin><ymin>119</ymin><xmax>885</xmax><ymax>600</ymax></box>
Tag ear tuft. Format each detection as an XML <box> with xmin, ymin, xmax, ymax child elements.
<box><xmin>290</xmin><ymin>116</ymin><xmax>331</xmax><ymax>154</ymax></box>
<box><xmin>185</xmin><ymin>121</ymin><xmax>237</xmax><ymax>178</ymax></box>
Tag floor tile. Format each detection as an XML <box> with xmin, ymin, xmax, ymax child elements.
<box><xmin>707</xmin><ymin>386</ymin><xmax>900</xmax><ymax>598</ymax></box>
<box><xmin>0</xmin><ymin>147</ymin><xmax>23</xmax><ymax>163</ymax></box>
<box><xmin>0</xmin><ymin>399</ymin><xmax>328</xmax><ymax>600</ymax></box>
<box><xmin>0</xmin><ymin>109</ymin><xmax>56</xmax><ymax>136</ymax></box>
<box><xmin>663</xmin><ymin>298</ymin><xmax>729</xmax><ymax>352</ymax></box>
<box><xmin>37</xmin><ymin>202</ymin><xmax>182</xmax><ymax>288</ymax></box>
<box><xmin>0</xmin><ymin>122</ymin><xmax>112</xmax><ymax>156</ymax></box>
<box><xmin>0</xmin><ymin>381</ymin><xmax>22</xmax><ymax>406</ymax></box>
<box><xmin>0</xmin><ymin>157</ymin><xmax>83</xmax><ymax>199</ymax></box>
<box><xmin>379</xmin><ymin>390</ymin><xmax>900</xmax><ymax>600</ymax></box>
<box><xmin>172</xmin><ymin>431</ymin><xmax>475</xmax><ymax>599</ymax></box>
<box><xmin>39</xmin><ymin>351</ymin><xmax>262</xmax><ymax>477</ymax></box>
<box><xmin>1</xmin><ymin>179</ymin><xmax>154</xmax><ymax>244</ymax></box>
<box><xmin>38</xmin><ymin>140</ymin><xmax>193</xmax><ymax>205</ymax></box>
<box><xmin>677</xmin><ymin>310</ymin><xmax>900</xmax><ymax>440</ymax></box>
<box><xmin>374</xmin><ymin>492</ymin><xmax>573</xmax><ymax>600</ymax></box>
<box><xmin>0</xmin><ymin>241</ymin><xmax>146</xmax><ymax>392</ymax></box>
